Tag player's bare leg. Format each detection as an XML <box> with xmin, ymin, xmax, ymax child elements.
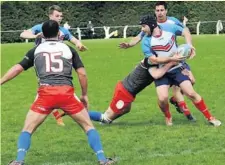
<box><xmin>52</xmin><ymin>109</ymin><xmax>65</xmax><ymax>126</ymax></box>
<box><xmin>170</xmin><ymin>86</ymin><xmax>196</xmax><ymax>121</ymax></box>
<box><xmin>179</xmin><ymin>80</ymin><xmax>221</xmax><ymax>126</ymax></box>
<box><xmin>70</xmin><ymin>108</ymin><xmax>116</xmax><ymax>164</ymax></box>
<box><xmin>156</xmin><ymin>85</ymin><xmax>172</xmax><ymax>126</ymax></box>
<box><xmin>8</xmin><ymin>110</ymin><xmax>49</xmax><ymax>165</ymax></box>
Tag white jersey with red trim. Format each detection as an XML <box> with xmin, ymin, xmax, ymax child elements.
<box><xmin>141</xmin><ymin>23</ymin><xmax>184</xmax><ymax>72</ymax></box>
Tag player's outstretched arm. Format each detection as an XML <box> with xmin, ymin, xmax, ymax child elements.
<box><xmin>20</xmin><ymin>29</ymin><xmax>41</xmax><ymax>39</ymax></box>
<box><xmin>0</xmin><ymin>64</ymin><xmax>24</xmax><ymax>85</ymax></box>
<box><xmin>119</xmin><ymin>35</ymin><xmax>142</xmax><ymax>49</ymax></box>
<box><xmin>70</xmin><ymin>37</ymin><xmax>88</xmax><ymax>52</ymax></box>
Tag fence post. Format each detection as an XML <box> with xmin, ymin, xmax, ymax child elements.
<box><xmin>77</xmin><ymin>27</ymin><xmax>81</xmax><ymax>40</ymax></box>
<box><xmin>103</xmin><ymin>26</ymin><xmax>110</xmax><ymax>39</ymax></box>
<box><xmin>123</xmin><ymin>25</ymin><xmax>128</xmax><ymax>38</ymax></box>
<box><xmin>196</xmin><ymin>21</ymin><xmax>201</xmax><ymax>35</ymax></box>
<box><xmin>216</xmin><ymin>20</ymin><xmax>223</xmax><ymax>35</ymax></box>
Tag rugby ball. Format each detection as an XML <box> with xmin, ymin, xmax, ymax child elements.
<box><xmin>177</xmin><ymin>44</ymin><xmax>192</xmax><ymax>59</ymax></box>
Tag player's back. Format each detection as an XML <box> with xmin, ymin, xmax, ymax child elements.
<box><xmin>34</xmin><ymin>41</ymin><xmax>74</xmax><ymax>86</ymax></box>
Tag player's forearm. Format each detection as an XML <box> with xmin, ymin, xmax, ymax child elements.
<box><xmin>76</xmin><ymin>68</ymin><xmax>88</xmax><ymax>95</ymax></box>
<box><xmin>183</xmin><ymin>28</ymin><xmax>192</xmax><ymax>46</ymax></box>
<box><xmin>71</xmin><ymin>37</ymin><xmax>83</xmax><ymax>47</ymax></box>
<box><xmin>0</xmin><ymin>64</ymin><xmax>24</xmax><ymax>85</ymax></box>
<box><xmin>149</xmin><ymin>63</ymin><xmax>174</xmax><ymax>79</ymax></box>
<box><xmin>149</xmin><ymin>56</ymin><xmax>172</xmax><ymax>64</ymax></box>
<box><xmin>128</xmin><ymin>36</ymin><xmax>141</xmax><ymax>47</ymax></box>
<box><xmin>20</xmin><ymin>31</ymin><xmax>37</xmax><ymax>39</ymax></box>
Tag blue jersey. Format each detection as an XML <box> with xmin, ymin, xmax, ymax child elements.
<box><xmin>141</xmin><ymin>23</ymin><xmax>184</xmax><ymax>72</ymax></box>
<box><xmin>139</xmin><ymin>16</ymin><xmax>183</xmax><ymax>39</ymax></box>
<box><xmin>31</xmin><ymin>23</ymin><xmax>73</xmax><ymax>45</ymax></box>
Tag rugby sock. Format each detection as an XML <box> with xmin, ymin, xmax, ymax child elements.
<box><xmin>87</xmin><ymin>129</ymin><xmax>107</xmax><ymax>162</ymax></box>
<box><xmin>193</xmin><ymin>98</ymin><xmax>212</xmax><ymax>120</ymax></box>
<box><xmin>16</xmin><ymin>131</ymin><xmax>31</xmax><ymax>161</ymax></box>
<box><xmin>159</xmin><ymin>103</ymin><xmax>171</xmax><ymax>118</ymax></box>
<box><xmin>178</xmin><ymin>101</ymin><xmax>191</xmax><ymax>116</ymax></box>
<box><xmin>52</xmin><ymin>110</ymin><xmax>61</xmax><ymax>119</ymax></box>
<box><xmin>88</xmin><ymin>111</ymin><xmax>102</xmax><ymax>121</ymax></box>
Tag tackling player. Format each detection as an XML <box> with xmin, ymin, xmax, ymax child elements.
<box><xmin>120</xmin><ymin>1</ymin><xmax>196</xmax><ymax>121</ymax></box>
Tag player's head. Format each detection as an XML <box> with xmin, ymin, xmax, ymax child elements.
<box><xmin>48</xmin><ymin>5</ymin><xmax>63</xmax><ymax>24</ymax></box>
<box><xmin>139</xmin><ymin>15</ymin><xmax>157</xmax><ymax>35</ymax></box>
<box><xmin>155</xmin><ymin>1</ymin><xmax>168</xmax><ymax>22</ymax></box>
<box><xmin>42</xmin><ymin>20</ymin><xmax>59</xmax><ymax>38</ymax></box>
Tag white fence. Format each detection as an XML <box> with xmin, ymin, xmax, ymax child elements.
<box><xmin>1</xmin><ymin>20</ymin><xmax>224</xmax><ymax>43</ymax></box>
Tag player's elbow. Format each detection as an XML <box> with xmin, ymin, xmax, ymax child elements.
<box><xmin>20</xmin><ymin>32</ymin><xmax>25</xmax><ymax>38</ymax></box>
<box><xmin>20</xmin><ymin>31</ymin><xmax>28</xmax><ymax>39</ymax></box>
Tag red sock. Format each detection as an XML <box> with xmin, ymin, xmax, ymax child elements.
<box><xmin>178</xmin><ymin>101</ymin><xmax>191</xmax><ymax>116</ymax></box>
<box><xmin>193</xmin><ymin>99</ymin><xmax>212</xmax><ymax>120</ymax></box>
<box><xmin>159</xmin><ymin>103</ymin><xmax>171</xmax><ymax>118</ymax></box>
<box><xmin>52</xmin><ymin>110</ymin><xmax>61</xmax><ymax>119</ymax></box>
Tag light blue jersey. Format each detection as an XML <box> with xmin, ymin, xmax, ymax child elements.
<box><xmin>141</xmin><ymin>23</ymin><xmax>184</xmax><ymax>72</ymax></box>
<box><xmin>31</xmin><ymin>23</ymin><xmax>73</xmax><ymax>45</ymax></box>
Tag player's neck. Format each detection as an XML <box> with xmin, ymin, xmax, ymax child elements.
<box><xmin>157</xmin><ymin>17</ymin><xmax>167</xmax><ymax>23</ymax></box>
<box><xmin>45</xmin><ymin>37</ymin><xmax>59</xmax><ymax>41</ymax></box>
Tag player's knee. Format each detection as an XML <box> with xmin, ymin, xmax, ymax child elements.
<box><xmin>184</xmin><ymin>90</ymin><xmax>198</xmax><ymax>100</ymax></box>
<box><xmin>158</xmin><ymin>95</ymin><xmax>168</xmax><ymax>104</ymax></box>
<box><xmin>190</xmin><ymin>78</ymin><xmax>196</xmax><ymax>85</ymax></box>
<box><xmin>122</xmin><ymin>104</ymin><xmax>132</xmax><ymax>114</ymax></box>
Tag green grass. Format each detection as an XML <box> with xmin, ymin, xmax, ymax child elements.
<box><xmin>1</xmin><ymin>35</ymin><xmax>225</xmax><ymax>165</ymax></box>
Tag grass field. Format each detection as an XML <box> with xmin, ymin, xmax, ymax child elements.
<box><xmin>1</xmin><ymin>35</ymin><xmax>225</xmax><ymax>165</ymax></box>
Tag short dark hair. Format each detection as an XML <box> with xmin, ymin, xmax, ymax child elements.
<box><xmin>42</xmin><ymin>20</ymin><xmax>59</xmax><ymax>38</ymax></box>
<box><xmin>155</xmin><ymin>1</ymin><xmax>167</xmax><ymax>9</ymax></box>
<box><xmin>49</xmin><ymin>5</ymin><xmax>62</xmax><ymax>15</ymax></box>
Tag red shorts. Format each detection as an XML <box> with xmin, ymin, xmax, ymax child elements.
<box><xmin>110</xmin><ymin>81</ymin><xmax>135</xmax><ymax>114</ymax></box>
<box><xmin>30</xmin><ymin>86</ymin><xmax>84</xmax><ymax>115</ymax></box>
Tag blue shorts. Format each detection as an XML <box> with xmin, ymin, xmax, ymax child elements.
<box><xmin>183</xmin><ymin>62</ymin><xmax>191</xmax><ymax>71</ymax></box>
<box><xmin>154</xmin><ymin>68</ymin><xmax>190</xmax><ymax>87</ymax></box>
